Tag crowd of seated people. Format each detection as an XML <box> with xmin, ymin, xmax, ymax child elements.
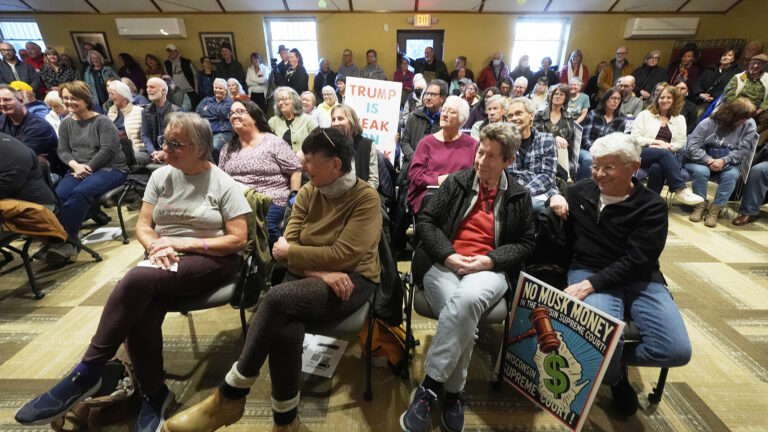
<box><xmin>3</xmin><ymin>34</ymin><xmax>768</xmax><ymax>432</ymax></box>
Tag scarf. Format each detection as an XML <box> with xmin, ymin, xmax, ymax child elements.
<box><xmin>318</xmin><ymin>171</ymin><xmax>357</xmax><ymax>199</ymax></box>
<box><xmin>567</xmin><ymin>62</ymin><xmax>583</xmax><ymax>82</ymax></box>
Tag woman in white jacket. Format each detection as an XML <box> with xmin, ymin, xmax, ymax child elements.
<box><xmin>245</xmin><ymin>52</ymin><xmax>269</xmax><ymax>111</ymax></box>
<box><xmin>106</xmin><ymin>80</ymin><xmax>145</xmax><ymax>165</ymax></box>
<box><xmin>631</xmin><ymin>84</ymin><xmax>702</xmax><ymax>204</ymax></box>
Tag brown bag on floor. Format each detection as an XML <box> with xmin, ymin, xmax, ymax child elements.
<box><xmin>50</xmin><ymin>358</ymin><xmax>141</xmax><ymax>432</ymax></box>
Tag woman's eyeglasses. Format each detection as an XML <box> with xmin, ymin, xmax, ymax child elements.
<box><xmin>229</xmin><ymin>108</ymin><xmax>248</xmax><ymax>118</ymax></box>
<box><xmin>160</xmin><ymin>136</ymin><xmax>192</xmax><ymax>152</ymax></box>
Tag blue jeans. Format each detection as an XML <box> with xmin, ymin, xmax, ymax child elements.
<box><xmin>738</xmin><ymin>161</ymin><xmax>768</xmax><ymax>215</ymax></box>
<box><xmin>640</xmin><ymin>147</ymin><xmax>685</xmax><ymax>193</ymax></box>
<box><xmin>684</xmin><ymin>163</ymin><xmax>740</xmax><ymax>206</ymax></box>
<box><xmin>212</xmin><ymin>131</ymin><xmax>234</xmax><ymax>164</ymax></box>
<box><xmin>265</xmin><ymin>203</ymin><xmax>286</xmax><ymax>247</ymax></box>
<box><xmin>568</xmin><ymin>269</ymin><xmax>691</xmax><ymax>385</ymax></box>
<box><xmin>56</xmin><ymin>170</ymin><xmax>127</xmax><ymax>238</ymax></box>
<box><xmin>422</xmin><ymin>264</ymin><xmax>507</xmax><ymax>392</ymax></box>
<box><xmin>577</xmin><ymin>149</ymin><xmax>593</xmax><ymax>181</ymax></box>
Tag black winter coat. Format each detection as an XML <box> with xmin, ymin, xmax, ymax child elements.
<box><xmin>417</xmin><ymin>168</ymin><xmax>535</xmax><ymax>280</ymax></box>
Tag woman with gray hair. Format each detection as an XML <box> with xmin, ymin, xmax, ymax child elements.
<box><xmin>196</xmin><ymin>77</ymin><xmax>233</xmax><ymax>163</ymax></box>
<box><xmin>632</xmin><ymin>50</ymin><xmax>667</xmax><ymax>101</ymax></box>
<box><xmin>15</xmin><ymin>112</ymin><xmax>252</xmax><ymax>432</ymax></box>
<box><xmin>227</xmin><ymin>78</ymin><xmax>248</xmax><ymax>101</ymax></box>
<box><xmin>470</xmin><ymin>94</ymin><xmax>506</xmax><ymax>139</ymax></box>
<box><xmin>567</xmin><ymin>77</ymin><xmax>590</xmax><ymax>123</ymax></box>
<box><xmin>83</xmin><ymin>50</ymin><xmax>119</xmax><ymax>112</ymax></box>
<box><xmin>107</xmin><ymin>79</ymin><xmax>144</xmax><ymax>162</ymax></box>
<box><xmin>401</xmin><ymin>121</ymin><xmax>534</xmax><ymax>432</ymax></box>
<box><xmin>408</xmin><ymin>95</ymin><xmax>477</xmax><ymax>213</ymax></box>
<box><xmin>268</xmin><ymin>86</ymin><xmax>319</xmax><ymax>153</ymax></box>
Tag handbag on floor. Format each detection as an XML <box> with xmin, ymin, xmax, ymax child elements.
<box><xmin>50</xmin><ymin>358</ymin><xmax>141</xmax><ymax>432</ymax></box>
<box><xmin>359</xmin><ymin>318</ymin><xmax>408</xmax><ymax>378</ymax></box>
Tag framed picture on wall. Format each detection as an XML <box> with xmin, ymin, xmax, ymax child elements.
<box><xmin>199</xmin><ymin>32</ymin><xmax>237</xmax><ymax>63</ymax></box>
<box><xmin>70</xmin><ymin>31</ymin><xmax>112</xmax><ymax>64</ymax></box>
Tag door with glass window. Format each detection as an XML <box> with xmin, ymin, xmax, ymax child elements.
<box><xmin>396</xmin><ymin>30</ymin><xmax>445</xmax><ymax>66</ymax></box>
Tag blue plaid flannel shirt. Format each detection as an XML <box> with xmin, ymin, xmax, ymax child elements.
<box><xmin>508</xmin><ymin>128</ymin><xmax>558</xmax><ymax>198</ymax></box>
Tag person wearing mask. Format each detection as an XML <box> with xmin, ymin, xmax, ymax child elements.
<box><xmin>312</xmin><ymin>57</ymin><xmax>335</xmax><ymax>102</ymax></box>
<box><xmin>337</xmin><ymin>48</ymin><xmax>359</xmax><ymax>79</ymax></box>
<box><xmin>0</xmin><ymin>43</ymin><xmax>41</xmax><ymax>95</ymax></box>
<box><xmin>196</xmin><ymin>78</ymin><xmax>233</xmax><ymax>163</ymax></box>
<box><xmin>477</xmin><ymin>52</ymin><xmax>510</xmax><ymax>91</ymax></box>
<box><xmin>632</xmin><ymin>50</ymin><xmax>667</xmax><ymax>102</ymax></box>
<box><xmin>139</xmin><ymin>77</ymin><xmax>182</xmax><ymax>165</ymax></box>
<box><xmin>448</xmin><ymin>56</ymin><xmax>474</xmax><ymax>82</ymax></box>
<box><xmin>533</xmin><ymin>56</ymin><xmax>558</xmax><ymax>87</ymax></box>
<box><xmin>559</xmin><ymin>49</ymin><xmax>589</xmax><ymax>91</ymax></box>
<box><xmin>598</xmin><ymin>46</ymin><xmax>631</xmax><ymax>98</ymax></box>
<box><xmin>403</xmin><ymin>74</ymin><xmax>426</xmax><ymax>118</ymax></box>
<box><xmin>215</xmin><ymin>42</ymin><xmax>245</xmax><ymax>90</ymax></box>
<box><xmin>117</xmin><ymin>53</ymin><xmax>147</xmax><ymax>96</ymax></box>
<box><xmin>360</xmin><ymin>49</ymin><xmax>387</xmax><ymax>81</ymax></box>
<box><xmin>196</xmin><ymin>56</ymin><xmax>217</xmax><ymax>101</ymax></box>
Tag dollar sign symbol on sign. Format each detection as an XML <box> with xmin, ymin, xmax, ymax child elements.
<box><xmin>544</xmin><ymin>352</ymin><xmax>570</xmax><ymax>399</ymax></box>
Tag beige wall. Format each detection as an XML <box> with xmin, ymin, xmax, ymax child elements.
<box><xmin>25</xmin><ymin>0</ymin><xmax>767</xmax><ymax>85</ymax></box>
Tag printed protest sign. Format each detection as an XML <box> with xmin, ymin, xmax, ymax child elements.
<box><xmin>502</xmin><ymin>272</ymin><xmax>624</xmax><ymax>432</ymax></box>
<box><xmin>344</xmin><ymin>77</ymin><xmax>402</xmax><ymax>164</ymax></box>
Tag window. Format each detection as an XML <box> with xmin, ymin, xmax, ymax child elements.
<box><xmin>510</xmin><ymin>18</ymin><xmax>570</xmax><ymax>71</ymax></box>
<box><xmin>0</xmin><ymin>20</ymin><xmax>45</xmax><ymax>52</ymax></box>
<box><xmin>264</xmin><ymin>18</ymin><xmax>319</xmax><ymax>74</ymax></box>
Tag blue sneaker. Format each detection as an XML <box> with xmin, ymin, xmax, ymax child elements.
<box><xmin>441</xmin><ymin>392</ymin><xmax>465</xmax><ymax>432</ymax></box>
<box><xmin>399</xmin><ymin>386</ymin><xmax>437</xmax><ymax>432</ymax></box>
<box><xmin>15</xmin><ymin>371</ymin><xmax>102</xmax><ymax>425</ymax></box>
<box><xmin>134</xmin><ymin>385</ymin><xmax>173</xmax><ymax>432</ymax></box>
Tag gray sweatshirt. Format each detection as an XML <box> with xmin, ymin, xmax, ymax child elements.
<box><xmin>57</xmin><ymin>114</ymin><xmax>128</xmax><ymax>173</ymax></box>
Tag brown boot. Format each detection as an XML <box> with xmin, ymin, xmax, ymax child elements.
<box><xmin>161</xmin><ymin>390</ymin><xmax>245</xmax><ymax>432</ymax></box>
<box><xmin>705</xmin><ymin>204</ymin><xmax>723</xmax><ymax>228</ymax></box>
<box><xmin>689</xmin><ymin>201</ymin><xmax>709</xmax><ymax>222</ymax></box>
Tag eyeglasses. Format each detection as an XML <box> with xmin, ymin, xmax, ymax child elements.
<box><xmin>648</xmin><ymin>56</ymin><xmax>660</xmax><ymax>60</ymax></box>
<box><xmin>0</xmin><ymin>48</ymin><xmax>14</xmax><ymax>53</ymax></box>
<box><xmin>277</xmin><ymin>96</ymin><xmax>290</xmax><ymax>103</ymax></box>
<box><xmin>160</xmin><ymin>136</ymin><xmax>192</xmax><ymax>151</ymax></box>
<box><xmin>229</xmin><ymin>108</ymin><xmax>248</xmax><ymax>118</ymax></box>
<box><xmin>423</xmin><ymin>91</ymin><xmax>439</xmax><ymax>98</ymax></box>
<box><xmin>592</xmin><ymin>164</ymin><xmax>618</xmax><ymax>173</ymax></box>
<box><xmin>608</xmin><ymin>95</ymin><xmax>622</xmax><ymax>101</ymax></box>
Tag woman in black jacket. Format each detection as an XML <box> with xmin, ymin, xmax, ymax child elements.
<box><xmin>284</xmin><ymin>48</ymin><xmax>309</xmax><ymax>94</ymax></box>
<box><xmin>690</xmin><ymin>48</ymin><xmax>740</xmax><ymax>105</ymax></box>
<box><xmin>313</xmin><ymin>57</ymin><xmax>335</xmax><ymax>102</ymax></box>
<box><xmin>402</xmin><ymin>122</ymin><xmax>534</xmax><ymax>432</ymax></box>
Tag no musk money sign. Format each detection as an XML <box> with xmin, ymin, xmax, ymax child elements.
<box><xmin>344</xmin><ymin>77</ymin><xmax>402</xmax><ymax>165</ymax></box>
<box><xmin>502</xmin><ymin>272</ymin><xmax>624</xmax><ymax>432</ymax></box>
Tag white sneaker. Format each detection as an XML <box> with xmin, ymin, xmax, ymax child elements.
<box><xmin>674</xmin><ymin>188</ymin><xmax>705</xmax><ymax>205</ymax></box>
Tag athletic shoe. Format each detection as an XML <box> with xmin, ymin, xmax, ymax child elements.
<box><xmin>399</xmin><ymin>386</ymin><xmax>437</xmax><ymax>432</ymax></box>
<box><xmin>15</xmin><ymin>371</ymin><xmax>102</xmax><ymax>425</ymax></box>
<box><xmin>134</xmin><ymin>385</ymin><xmax>173</xmax><ymax>432</ymax></box>
<box><xmin>441</xmin><ymin>392</ymin><xmax>465</xmax><ymax>432</ymax></box>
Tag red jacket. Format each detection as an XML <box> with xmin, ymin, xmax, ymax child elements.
<box><xmin>477</xmin><ymin>63</ymin><xmax>510</xmax><ymax>90</ymax></box>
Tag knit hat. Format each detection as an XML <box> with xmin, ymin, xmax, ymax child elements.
<box><xmin>9</xmin><ymin>80</ymin><xmax>33</xmax><ymax>92</ymax></box>
<box><xmin>413</xmin><ymin>73</ymin><xmax>426</xmax><ymax>89</ymax></box>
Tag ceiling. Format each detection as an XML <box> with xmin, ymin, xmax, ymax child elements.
<box><xmin>0</xmin><ymin>0</ymin><xmax>743</xmax><ymax>13</ymax></box>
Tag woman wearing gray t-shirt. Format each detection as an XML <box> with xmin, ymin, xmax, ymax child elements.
<box><xmin>16</xmin><ymin>112</ymin><xmax>252</xmax><ymax>431</ymax></box>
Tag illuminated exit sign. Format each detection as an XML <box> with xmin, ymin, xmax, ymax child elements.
<box><xmin>414</xmin><ymin>14</ymin><xmax>431</xmax><ymax>27</ymax></box>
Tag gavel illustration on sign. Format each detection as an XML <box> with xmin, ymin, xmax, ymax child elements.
<box><xmin>507</xmin><ymin>307</ymin><xmax>561</xmax><ymax>353</ymax></box>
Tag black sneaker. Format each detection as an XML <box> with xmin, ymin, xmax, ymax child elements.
<box><xmin>441</xmin><ymin>392</ymin><xmax>465</xmax><ymax>432</ymax></box>
<box><xmin>90</xmin><ymin>210</ymin><xmax>112</xmax><ymax>226</ymax></box>
<box><xmin>133</xmin><ymin>385</ymin><xmax>173</xmax><ymax>432</ymax></box>
<box><xmin>400</xmin><ymin>386</ymin><xmax>437</xmax><ymax>432</ymax></box>
<box><xmin>610</xmin><ymin>373</ymin><xmax>638</xmax><ymax>417</ymax></box>
<box><xmin>15</xmin><ymin>371</ymin><xmax>102</xmax><ymax>425</ymax></box>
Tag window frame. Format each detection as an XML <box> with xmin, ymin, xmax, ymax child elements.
<box><xmin>0</xmin><ymin>18</ymin><xmax>45</xmax><ymax>52</ymax></box>
<box><xmin>511</xmin><ymin>16</ymin><xmax>571</xmax><ymax>69</ymax></box>
<box><xmin>263</xmin><ymin>16</ymin><xmax>319</xmax><ymax>74</ymax></box>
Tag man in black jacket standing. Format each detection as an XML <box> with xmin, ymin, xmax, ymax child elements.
<box><xmin>548</xmin><ymin>132</ymin><xmax>691</xmax><ymax>417</ymax></box>
<box><xmin>400</xmin><ymin>123</ymin><xmax>534</xmax><ymax>432</ymax></box>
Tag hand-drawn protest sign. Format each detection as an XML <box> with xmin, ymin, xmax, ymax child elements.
<box><xmin>502</xmin><ymin>272</ymin><xmax>624</xmax><ymax>432</ymax></box>
<box><xmin>344</xmin><ymin>77</ymin><xmax>402</xmax><ymax>164</ymax></box>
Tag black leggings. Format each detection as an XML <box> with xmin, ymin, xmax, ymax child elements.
<box><xmin>237</xmin><ymin>272</ymin><xmax>376</xmax><ymax>401</ymax></box>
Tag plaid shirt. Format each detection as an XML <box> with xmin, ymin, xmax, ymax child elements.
<box><xmin>508</xmin><ymin>128</ymin><xmax>558</xmax><ymax>198</ymax></box>
<box><xmin>580</xmin><ymin>109</ymin><xmax>628</xmax><ymax>151</ymax></box>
